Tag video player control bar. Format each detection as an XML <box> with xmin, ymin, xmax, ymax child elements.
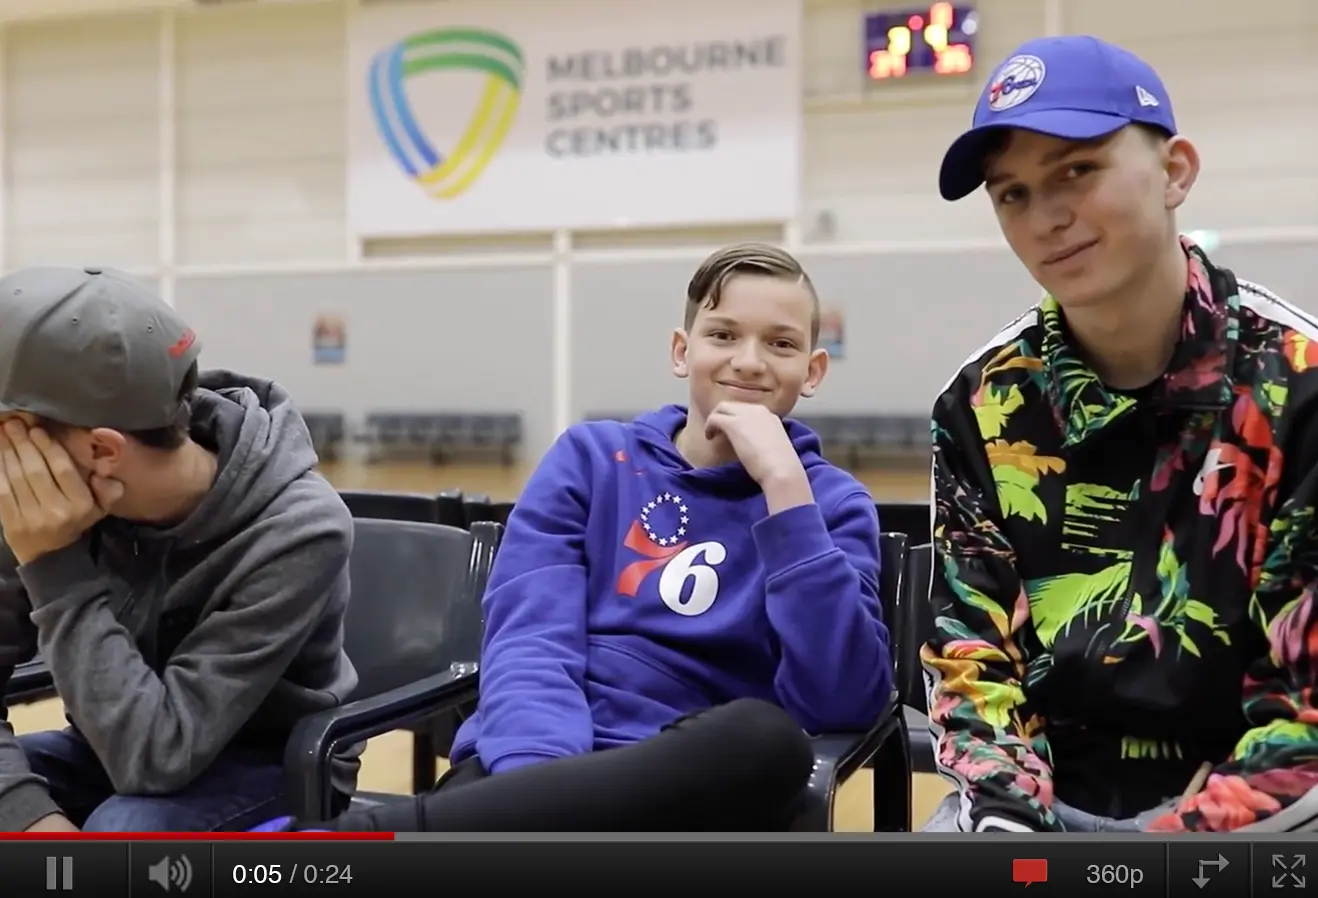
<box><xmin>0</xmin><ymin>838</ymin><xmax>1309</xmax><ymax>896</ymax></box>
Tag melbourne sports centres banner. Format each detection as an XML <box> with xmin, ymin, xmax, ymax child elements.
<box><xmin>347</xmin><ymin>0</ymin><xmax>803</xmax><ymax>237</ymax></box>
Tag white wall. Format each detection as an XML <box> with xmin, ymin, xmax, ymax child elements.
<box><xmin>1067</xmin><ymin>0</ymin><xmax>1318</xmax><ymax>234</ymax></box>
<box><xmin>802</xmin><ymin>0</ymin><xmax>1318</xmax><ymax>245</ymax></box>
<box><xmin>0</xmin><ymin>0</ymin><xmax>1314</xmax><ymax>272</ymax></box>
<box><xmin>174</xmin><ymin>1</ymin><xmax>346</xmax><ymax>267</ymax></box>
<box><xmin>4</xmin><ymin>13</ymin><xmax>160</xmax><ymax>269</ymax></box>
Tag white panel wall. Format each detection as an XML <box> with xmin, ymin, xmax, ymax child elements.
<box><xmin>0</xmin><ymin>0</ymin><xmax>180</xmax><ymax>23</ymax></box>
<box><xmin>4</xmin><ymin>14</ymin><xmax>160</xmax><ymax>268</ymax></box>
<box><xmin>0</xmin><ymin>0</ymin><xmax>1314</xmax><ymax>272</ymax></box>
<box><xmin>174</xmin><ymin>2</ymin><xmax>346</xmax><ymax>267</ymax></box>
<box><xmin>1067</xmin><ymin>0</ymin><xmax>1318</xmax><ymax>234</ymax></box>
<box><xmin>801</xmin><ymin>0</ymin><xmax>1318</xmax><ymax>245</ymax></box>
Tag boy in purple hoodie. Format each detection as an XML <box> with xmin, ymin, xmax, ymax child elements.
<box><xmin>257</xmin><ymin>243</ymin><xmax>893</xmax><ymax>832</ymax></box>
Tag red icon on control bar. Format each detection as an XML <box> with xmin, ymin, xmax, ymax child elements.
<box><xmin>1013</xmin><ymin>858</ymin><xmax>1048</xmax><ymax>887</ymax></box>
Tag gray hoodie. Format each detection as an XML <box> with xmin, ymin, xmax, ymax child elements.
<box><xmin>0</xmin><ymin>371</ymin><xmax>358</xmax><ymax>832</ymax></box>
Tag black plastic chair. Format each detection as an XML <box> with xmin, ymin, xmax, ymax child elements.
<box><xmin>799</xmin><ymin>531</ymin><xmax>911</xmax><ymax>831</ymax></box>
<box><xmin>339</xmin><ymin>488</ymin><xmax>460</xmax><ymax>784</ymax></box>
<box><xmin>339</xmin><ymin>490</ymin><xmax>441</xmax><ymax>524</ymax></box>
<box><xmin>425</xmin><ymin>488</ymin><xmax>515</xmax><ymax>773</ymax></box>
<box><xmin>282</xmin><ymin>519</ymin><xmax>502</xmax><ymax>820</ymax></box>
<box><xmin>435</xmin><ymin>489</ymin><xmax>466</xmax><ymax>529</ymax></box>
<box><xmin>464</xmin><ymin>496</ymin><xmax>514</xmax><ymax>527</ymax></box>
<box><xmin>435</xmin><ymin>494</ymin><xmax>517</xmax><ymax>767</ymax></box>
<box><xmin>421</xmin><ymin>488</ymin><xmax>475</xmax><ymax>769</ymax></box>
<box><xmin>903</xmin><ymin>543</ymin><xmax>936</xmax><ymax>774</ymax></box>
<box><xmin>876</xmin><ymin>501</ymin><xmax>931</xmax><ymax>547</ymax></box>
<box><xmin>861</xmin><ymin>502</ymin><xmax>927</xmax><ymax>774</ymax></box>
<box><xmin>4</xmin><ymin>657</ymin><xmax>55</xmax><ymax>705</ymax></box>
<box><xmin>303</xmin><ymin>412</ymin><xmax>347</xmax><ymax>462</ymax></box>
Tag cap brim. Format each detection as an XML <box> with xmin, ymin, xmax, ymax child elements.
<box><xmin>938</xmin><ymin>109</ymin><xmax>1132</xmax><ymax>201</ymax></box>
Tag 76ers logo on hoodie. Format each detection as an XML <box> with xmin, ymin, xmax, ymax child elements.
<box><xmin>615</xmin><ymin>492</ymin><xmax>726</xmax><ymax>616</ymax></box>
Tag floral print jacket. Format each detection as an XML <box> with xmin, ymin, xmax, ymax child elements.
<box><xmin>923</xmin><ymin>240</ymin><xmax>1318</xmax><ymax>833</ymax></box>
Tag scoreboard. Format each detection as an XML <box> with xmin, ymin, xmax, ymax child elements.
<box><xmin>864</xmin><ymin>3</ymin><xmax>978</xmax><ymax>81</ymax></box>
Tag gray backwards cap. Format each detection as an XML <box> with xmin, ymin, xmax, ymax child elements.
<box><xmin>0</xmin><ymin>266</ymin><xmax>201</xmax><ymax>431</ymax></box>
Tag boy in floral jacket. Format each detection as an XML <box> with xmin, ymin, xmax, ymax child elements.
<box><xmin>920</xmin><ymin>35</ymin><xmax>1318</xmax><ymax>833</ymax></box>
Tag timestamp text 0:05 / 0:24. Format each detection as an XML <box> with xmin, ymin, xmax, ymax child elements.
<box><xmin>230</xmin><ymin>864</ymin><xmax>354</xmax><ymax>885</ymax></box>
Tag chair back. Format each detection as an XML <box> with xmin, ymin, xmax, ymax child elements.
<box><xmin>343</xmin><ymin>519</ymin><xmax>501</xmax><ymax>699</ymax></box>
<box><xmin>877</xmin><ymin>531</ymin><xmax>910</xmax><ymax>699</ymax></box>
<box><xmin>460</xmin><ymin>493</ymin><xmax>489</xmax><ymax>527</ymax></box>
<box><xmin>436</xmin><ymin>489</ymin><xmax>467</xmax><ymax>528</ymax></box>
<box><xmin>340</xmin><ymin>489</ymin><xmax>440</xmax><ymax>524</ymax></box>
<box><xmin>876</xmin><ymin>501</ymin><xmax>930</xmax><ymax>547</ymax></box>
<box><xmin>464</xmin><ymin>495</ymin><xmax>515</xmax><ymax>526</ymax></box>
<box><xmin>902</xmin><ymin>543</ymin><xmax>935</xmax><ymax>711</ymax></box>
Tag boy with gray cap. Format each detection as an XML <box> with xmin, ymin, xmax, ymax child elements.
<box><xmin>921</xmin><ymin>36</ymin><xmax>1318</xmax><ymax>833</ymax></box>
<box><xmin>0</xmin><ymin>266</ymin><xmax>357</xmax><ymax>832</ymax></box>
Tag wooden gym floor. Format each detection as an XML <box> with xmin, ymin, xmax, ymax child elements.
<box><xmin>7</xmin><ymin>461</ymin><xmax>950</xmax><ymax>830</ymax></box>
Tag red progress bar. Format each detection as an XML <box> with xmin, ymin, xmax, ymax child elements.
<box><xmin>0</xmin><ymin>831</ymin><xmax>394</xmax><ymax>840</ymax></box>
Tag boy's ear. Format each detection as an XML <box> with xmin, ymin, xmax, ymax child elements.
<box><xmin>71</xmin><ymin>427</ymin><xmax>128</xmax><ymax>478</ymax></box>
<box><xmin>671</xmin><ymin>328</ymin><xmax>690</xmax><ymax>379</ymax></box>
<box><xmin>1162</xmin><ymin>134</ymin><xmax>1200</xmax><ymax>212</ymax></box>
<box><xmin>799</xmin><ymin>348</ymin><xmax>829</xmax><ymax>398</ymax></box>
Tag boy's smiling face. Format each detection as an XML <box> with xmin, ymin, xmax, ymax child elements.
<box><xmin>672</xmin><ymin>273</ymin><xmax>827</xmax><ymax>422</ymax></box>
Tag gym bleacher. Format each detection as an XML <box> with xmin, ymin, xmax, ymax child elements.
<box><xmin>588</xmin><ymin>411</ymin><xmax>932</xmax><ymax>471</ymax></box>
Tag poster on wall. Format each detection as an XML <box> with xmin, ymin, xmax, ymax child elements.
<box><xmin>347</xmin><ymin>0</ymin><xmax>803</xmax><ymax>237</ymax></box>
<box><xmin>313</xmin><ymin>314</ymin><xmax>347</xmax><ymax>365</ymax></box>
<box><xmin>819</xmin><ymin>307</ymin><xmax>845</xmax><ymax>360</ymax></box>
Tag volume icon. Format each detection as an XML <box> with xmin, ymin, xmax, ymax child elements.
<box><xmin>147</xmin><ymin>854</ymin><xmax>193</xmax><ymax>893</ymax></box>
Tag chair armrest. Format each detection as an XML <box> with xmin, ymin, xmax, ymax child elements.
<box><xmin>904</xmin><ymin>705</ymin><xmax>938</xmax><ymax>774</ymax></box>
<box><xmin>796</xmin><ymin>689</ymin><xmax>902</xmax><ymax>831</ymax></box>
<box><xmin>283</xmin><ymin>666</ymin><xmax>479</xmax><ymax>820</ymax></box>
<box><xmin>5</xmin><ymin>659</ymin><xmax>54</xmax><ymax>705</ymax></box>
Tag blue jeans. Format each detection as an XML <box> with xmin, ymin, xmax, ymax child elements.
<box><xmin>19</xmin><ymin>728</ymin><xmax>286</xmax><ymax>832</ymax></box>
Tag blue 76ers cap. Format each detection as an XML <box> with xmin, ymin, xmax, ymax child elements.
<box><xmin>938</xmin><ymin>35</ymin><xmax>1178</xmax><ymax>201</ymax></box>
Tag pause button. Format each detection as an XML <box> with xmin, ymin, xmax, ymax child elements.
<box><xmin>46</xmin><ymin>856</ymin><xmax>73</xmax><ymax>891</ymax></box>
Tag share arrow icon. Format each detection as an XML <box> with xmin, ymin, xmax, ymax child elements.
<box><xmin>1193</xmin><ymin>854</ymin><xmax>1229</xmax><ymax>889</ymax></box>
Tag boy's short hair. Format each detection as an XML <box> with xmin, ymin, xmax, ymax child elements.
<box><xmin>685</xmin><ymin>243</ymin><xmax>821</xmax><ymax>347</ymax></box>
